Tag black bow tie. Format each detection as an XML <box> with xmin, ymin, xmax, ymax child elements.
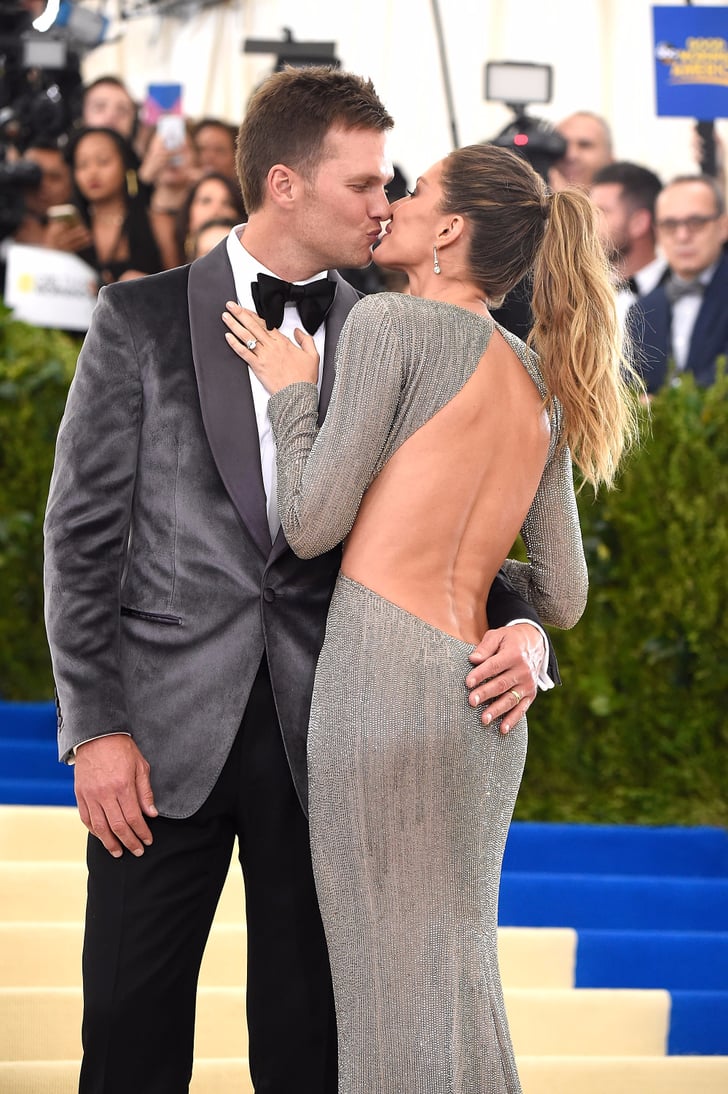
<box><xmin>251</xmin><ymin>272</ymin><xmax>336</xmax><ymax>335</ymax></box>
<box><xmin>665</xmin><ymin>277</ymin><xmax>705</xmax><ymax>306</ymax></box>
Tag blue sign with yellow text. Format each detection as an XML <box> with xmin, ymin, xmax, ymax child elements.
<box><xmin>653</xmin><ymin>5</ymin><xmax>728</xmax><ymax>118</ymax></box>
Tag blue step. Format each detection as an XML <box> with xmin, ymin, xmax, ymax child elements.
<box><xmin>499</xmin><ymin>873</ymin><xmax>728</xmax><ymax>932</ymax></box>
<box><xmin>0</xmin><ymin>777</ymin><xmax>75</xmax><ymax>806</ymax></box>
<box><xmin>576</xmin><ymin>929</ymin><xmax>728</xmax><ymax>990</ymax></box>
<box><xmin>0</xmin><ymin>701</ymin><xmax>56</xmax><ymax>740</ymax></box>
<box><xmin>503</xmin><ymin>821</ymin><xmax>728</xmax><ymax>877</ymax></box>
<box><xmin>1</xmin><ymin>739</ymin><xmax>63</xmax><ymax>780</ymax></box>
<box><xmin>668</xmin><ymin>991</ymin><xmax>728</xmax><ymax>1055</ymax></box>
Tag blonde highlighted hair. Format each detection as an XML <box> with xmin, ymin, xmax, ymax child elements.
<box><xmin>440</xmin><ymin>144</ymin><xmax>642</xmax><ymax>490</ymax></box>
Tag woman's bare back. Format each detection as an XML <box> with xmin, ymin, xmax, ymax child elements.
<box><xmin>342</xmin><ymin>326</ymin><xmax>551</xmax><ymax>643</ymax></box>
<box><xmin>268</xmin><ymin>292</ymin><xmax>587</xmax><ymax>635</ymax></box>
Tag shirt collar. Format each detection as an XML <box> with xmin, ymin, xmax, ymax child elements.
<box><xmin>225</xmin><ymin>223</ymin><xmax>330</xmax><ymax>308</ymax></box>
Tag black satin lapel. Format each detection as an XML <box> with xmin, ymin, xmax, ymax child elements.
<box><xmin>188</xmin><ymin>241</ymin><xmax>271</xmax><ymax>557</ymax></box>
<box><xmin>268</xmin><ymin>273</ymin><xmax>360</xmax><ymax>565</ymax></box>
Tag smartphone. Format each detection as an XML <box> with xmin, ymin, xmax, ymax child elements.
<box><xmin>143</xmin><ymin>82</ymin><xmax>183</xmax><ymax>124</ymax></box>
<box><xmin>157</xmin><ymin>112</ymin><xmax>186</xmax><ymax>151</ymax></box>
<box><xmin>47</xmin><ymin>204</ymin><xmax>83</xmax><ymax>228</ymax></box>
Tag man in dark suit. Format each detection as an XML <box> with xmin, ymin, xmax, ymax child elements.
<box><xmin>630</xmin><ymin>173</ymin><xmax>728</xmax><ymax>393</ymax></box>
<box><xmin>44</xmin><ymin>66</ymin><xmax>555</xmax><ymax>1094</ymax></box>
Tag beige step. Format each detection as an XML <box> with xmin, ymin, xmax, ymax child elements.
<box><xmin>0</xmin><ymin>985</ymin><xmax>668</xmax><ymax>1060</ymax></box>
<box><xmin>0</xmin><ymin>1059</ymin><xmax>254</xmax><ymax>1093</ymax></box>
<box><xmin>0</xmin><ymin>807</ymin><xmax>84</xmax><ymax>861</ymax></box>
<box><xmin>4</xmin><ymin>1056</ymin><xmax>727</xmax><ymax>1094</ymax></box>
<box><xmin>0</xmin><ymin>861</ymin><xmax>246</xmax><ymax>923</ymax></box>
<box><xmin>507</xmin><ymin>987</ymin><xmax>669</xmax><ymax>1057</ymax></box>
<box><xmin>0</xmin><ymin>987</ymin><xmax>248</xmax><ymax>1060</ymax></box>
<box><xmin>0</xmin><ymin>923</ymin><xmax>248</xmax><ymax>989</ymax></box>
<box><xmin>518</xmin><ymin>1055</ymin><xmax>728</xmax><ymax>1094</ymax></box>
<box><xmin>498</xmin><ymin>927</ymin><xmax>575</xmax><ymax>989</ymax></box>
<box><xmin>0</xmin><ymin>921</ymin><xmax>576</xmax><ymax>991</ymax></box>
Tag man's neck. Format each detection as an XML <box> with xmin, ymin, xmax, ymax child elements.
<box><xmin>241</xmin><ymin>217</ymin><xmax>326</xmax><ymax>283</ymax></box>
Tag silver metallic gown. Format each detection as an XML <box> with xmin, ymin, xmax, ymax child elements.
<box><xmin>267</xmin><ymin>293</ymin><xmax>587</xmax><ymax>1094</ymax></box>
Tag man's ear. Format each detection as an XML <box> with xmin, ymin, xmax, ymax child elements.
<box><xmin>266</xmin><ymin>163</ymin><xmax>298</xmax><ymax>208</ymax></box>
<box><xmin>628</xmin><ymin>207</ymin><xmax>651</xmax><ymax>241</ymax></box>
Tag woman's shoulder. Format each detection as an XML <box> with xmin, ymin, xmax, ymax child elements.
<box><xmin>348</xmin><ymin>291</ymin><xmax>492</xmax><ymax>331</ymax></box>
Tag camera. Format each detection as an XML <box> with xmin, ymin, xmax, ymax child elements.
<box><xmin>484</xmin><ymin>61</ymin><xmax>566</xmax><ymax>182</ymax></box>
<box><xmin>0</xmin><ymin>155</ymin><xmax>42</xmax><ymax>241</ymax></box>
<box><xmin>0</xmin><ymin>0</ymin><xmax>108</xmax><ymax>241</ymax></box>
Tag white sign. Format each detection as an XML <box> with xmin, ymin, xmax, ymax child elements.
<box><xmin>4</xmin><ymin>243</ymin><xmax>98</xmax><ymax>332</ymax></box>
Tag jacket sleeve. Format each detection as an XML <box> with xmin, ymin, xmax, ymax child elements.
<box><xmin>43</xmin><ymin>285</ymin><xmax>142</xmax><ymax>761</ymax></box>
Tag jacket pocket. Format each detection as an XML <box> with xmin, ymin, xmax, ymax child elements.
<box><xmin>120</xmin><ymin>606</ymin><xmax>183</xmax><ymax>625</ymax></box>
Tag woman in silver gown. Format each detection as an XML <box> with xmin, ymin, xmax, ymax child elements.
<box><xmin>223</xmin><ymin>143</ymin><xmax>639</xmax><ymax>1093</ymax></box>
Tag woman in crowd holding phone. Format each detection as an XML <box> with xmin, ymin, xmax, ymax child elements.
<box><xmin>62</xmin><ymin>126</ymin><xmax>173</xmax><ymax>285</ymax></box>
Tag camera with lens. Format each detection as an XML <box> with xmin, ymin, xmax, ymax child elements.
<box><xmin>484</xmin><ymin>61</ymin><xmax>566</xmax><ymax>182</ymax></box>
<box><xmin>0</xmin><ymin>0</ymin><xmax>108</xmax><ymax>240</ymax></box>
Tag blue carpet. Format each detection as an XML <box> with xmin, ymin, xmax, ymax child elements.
<box><xmin>576</xmin><ymin>929</ymin><xmax>728</xmax><ymax>990</ymax></box>
<box><xmin>668</xmin><ymin>991</ymin><xmax>728</xmax><ymax>1055</ymax></box>
<box><xmin>504</xmin><ymin>820</ymin><xmax>728</xmax><ymax>877</ymax></box>
<box><xmin>499</xmin><ymin>872</ymin><xmax>728</xmax><ymax>932</ymax></box>
<box><xmin>0</xmin><ymin>700</ymin><xmax>56</xmax><ymax>738</ymax></box>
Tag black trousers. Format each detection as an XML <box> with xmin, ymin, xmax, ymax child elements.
<box><xmin>78</xmin><ymin>658</ymin><xmax>337</xmax><ymax>1093</ymax></box>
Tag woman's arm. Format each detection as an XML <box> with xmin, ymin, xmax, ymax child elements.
<box><xmin>224</xmin><ymin>294</ymin><xmax>405</xmax><ymax>559</ymax></box>
<box><xmin>501</xmin><ymin>441</ymin><xmax>588</xmax><ymax>629</ymax></box>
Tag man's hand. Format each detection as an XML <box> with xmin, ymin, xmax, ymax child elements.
<box><xmin>74</xmin><ymin>735</ymin><xmax>158</xmax><ymax>858</ymax></box>
<box><xmin>466</xmin><ymin>623</ymin><xmax>545</xmax><ymax>734</ymax></box>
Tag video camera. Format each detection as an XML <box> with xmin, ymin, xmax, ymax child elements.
<box><xmin>0</xmin><ymin>0</ymin><xmax>108</xmax><ymax>240</ymax></box>
<box><xmin>484</xmin><ymin>61</ymin><xmax>566</xmax><ymax>182</ymax></box>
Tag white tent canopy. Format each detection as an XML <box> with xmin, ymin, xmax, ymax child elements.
<box><xmin>81</xmin><ymin>0</ymin><xmax>728</xmax><ymax>191</ymax></box>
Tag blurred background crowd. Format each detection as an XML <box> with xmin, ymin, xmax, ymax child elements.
<box><xmin>1</xmin><ymin>0</ymin><xmax>727</xmax><ymax>394</ymax></box>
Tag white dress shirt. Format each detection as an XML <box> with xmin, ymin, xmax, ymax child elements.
<box><xmin>670</xmin><ymin>260</ymin><xmax>717</xmax><ymax>374</ymax></box>
<box><xmin>226</xmin><ymin>224</ymin><xmax>328</xmax><ymax>539</ymax></box>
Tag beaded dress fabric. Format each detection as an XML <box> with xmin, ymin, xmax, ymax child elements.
<box><xmin>267</xmin><ymin>293</ymin><xmax>587</xmax><ymax>1093</ymax></box>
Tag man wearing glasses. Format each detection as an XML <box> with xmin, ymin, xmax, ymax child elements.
<box><xmin>630</xmin><ymin>174</ymin><xmax>728</xmax><ymax>393</ymax></box>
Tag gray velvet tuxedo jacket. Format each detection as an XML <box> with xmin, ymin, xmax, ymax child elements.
<box><xmin>44</xmin><ymin>242</ymin><xmax>355</xmax><ymax>818</ymax></box>
<box><xmin>44</xmin><ymin>240</ymin><xmax>550</xmax><ymax>819</ymax></box>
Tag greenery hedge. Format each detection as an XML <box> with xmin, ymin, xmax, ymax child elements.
<box><xmin>517</xmin><ymin>365</ymin><xmax>728</xmax><ymax>828</ymax></box>
<box><xmin>1</xmin><ymin>307</ymin><xmax>726</xmax><ymax>826</ymax></box>
<box><xmin>0</xmin><ymin>305</ymin><xmax>81</xmax><ymax>700</ymax></box>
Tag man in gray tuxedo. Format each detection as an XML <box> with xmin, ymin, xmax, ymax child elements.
<box><xmin>44</xmin><ymin>66</ymin><xmax>554</xmax><ymax>1093</ymax></box>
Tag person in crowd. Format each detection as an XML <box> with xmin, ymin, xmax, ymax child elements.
<box><xmin>174</xmin><ymin>171</ymin><xmax>245</xmax><ymax>263</ymax></box>
<box><xmin>590</xmin><ymin>161</ymin><xmax>666</xmax><ymax>327</ymax></box>
<box><xmin>192</xmin><ymin>116</ymin><xmax>238</xmax><ymax>179</ymax></box>
<box><xmin>43</xmin><ymin>66</ymin><xmax>556</xmax><ymax>1094</ymax></box>
<box><xmin>79</xmin><ymin>75</ymin><xmax>139</xmax><ymax>147</ymax></box>
<box><xmin>630</xmin><ymin>173</ymin><xmax>728</xmax><ymax>393</ymax></box>
<box><xmin>222</xmin><ymin>137</ymin><xmax>638</xmax><ymax>1092</ymax></box>
<box><xmin>66</xmin><ymin>126</ymin><xmax>170</xmax><ymax>284</ymax></box>
<box><xmin>188</xmin><ymin>216</ymin><xmax>238</xmax><ymax>259</ymax></box>
<box><xmin>10</xmin><ymin>140</ymin><xmax>75</xmax><ymax>247</ymax></box>
<box><xmin>551</xmin><ymin>110</ymin><xmax>614</xmax><ymax>190</ymax></box>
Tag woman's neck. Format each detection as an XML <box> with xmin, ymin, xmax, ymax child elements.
<box><xmin>404</xmin><ymin>270</ymin><xmax>490</xmax><ymax>317</ymax></box>
<box><xmin>89</xmin><ymin>196</ymin><xmax>126</xmax><ymax>222</ymax></box>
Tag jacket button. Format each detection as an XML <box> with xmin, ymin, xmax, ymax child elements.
<box><xmin>263</xmin><ymin>587</ymin><xmax>276</xmax><ymax>603</ymax></box>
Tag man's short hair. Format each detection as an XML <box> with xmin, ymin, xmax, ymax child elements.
<box><xmin>591</xmin><ymin>161</ymin><xmax>663</xmax><ymax>216</ymax></box>
<box><xmin>236</xmin><ymin>65</ymin><xmax>393</xmax><ymax>213</ymax></box>
<box><xmin>663</xmin><ymin>173</ymin><xmax>726</xmax><ymax>217</ymax></box>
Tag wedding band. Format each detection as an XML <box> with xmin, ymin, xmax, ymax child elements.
<box><xmin>509</xmin><ymin>688</ymin><xmax>522</xmax><ymax>704</ymax></box>
<box><xmin>245</xmin><ymin>338</ymin><xmax>257</xmax><ymax>351</ymax></box>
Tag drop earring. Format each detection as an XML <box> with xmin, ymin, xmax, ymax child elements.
<box><xmin>433</xmin><ymin>245</ymin><xmax>441</xmax><ymax>275</ymax></box>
